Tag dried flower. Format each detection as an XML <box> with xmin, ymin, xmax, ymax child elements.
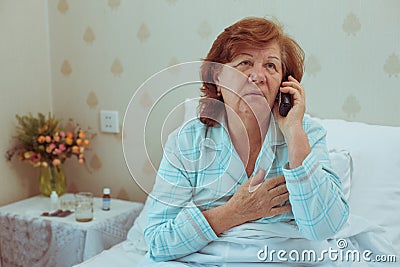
<box><xmin>5</xmin><ymin>112</ymin><xmax>95</xmax><ymax>168</ymax></box>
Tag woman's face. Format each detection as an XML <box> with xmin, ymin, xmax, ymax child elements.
<box><xmin>217</xmin><ymin>42</ymin><xmax>283</xmax><ymax>120</ymax></box>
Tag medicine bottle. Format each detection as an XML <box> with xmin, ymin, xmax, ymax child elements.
<box><xmin>102</xmin><ymin>188</ymin><xmax>111</xmax><ymax>211</ymax></box>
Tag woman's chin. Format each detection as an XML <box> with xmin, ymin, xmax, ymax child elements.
<box><xmin>245</xmin><ymin>95</ymin><xmax>271</xmax><ymax>107</ymax></box>
<box><xmin>237</xmin><ymin>99</ymin><xmax>271</xmax><ymax>117</ymax></box>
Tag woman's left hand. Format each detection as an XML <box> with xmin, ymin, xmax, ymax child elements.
<box><xmin>274</xmin><ymin>75</ymin><xmax>311</xmax><ymax>169</ymax></box>
<box><xmin>273</xmin><ymin>75</ymin><xmax>306</xmax><ymax>138</ymax></box>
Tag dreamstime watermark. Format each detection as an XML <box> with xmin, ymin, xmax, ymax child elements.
<box><xmin>257</xmin><ymin>239</ymin><xmax>397</xmax><ymax>263</ymax></box>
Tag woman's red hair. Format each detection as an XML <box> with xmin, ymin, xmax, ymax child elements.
<box><xmin>199</xmin><ymin>17</ymin><xmax>304</xmax><ymax>127</ymax></box>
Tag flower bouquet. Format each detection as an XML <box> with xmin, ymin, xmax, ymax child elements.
<box><xmin>6</xmin><ymin>112</ymin><xmax>93</xmax><ymax>196</ymax></box>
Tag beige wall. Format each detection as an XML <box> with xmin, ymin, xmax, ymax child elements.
<box><xmin>0</xmin><ymin>0</ymin><xmax>52</xmax><ymax>205</ymax></box>
<box><xmin>1</xmin><ymin>0</ymin><xmax>399</xmax><ymax>206</ymax></box>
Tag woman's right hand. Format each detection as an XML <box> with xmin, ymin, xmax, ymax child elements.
<box><xmin>225</xmin><ymin>173</ymin><xmax>292</xmax><ymax>225</ymax></box>
<box><xmin>202</xmin><ymin>172</ymin><xmax>291</xmax><ymax>235</ymax></box>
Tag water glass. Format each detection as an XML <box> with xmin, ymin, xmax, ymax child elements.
<box><xmin>74</xmin><ymin>192</ymin><xmax>93</xmax><ymax>222</ymax></box>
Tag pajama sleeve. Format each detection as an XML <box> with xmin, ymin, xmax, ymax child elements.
<box><xmin>283</xmin><ymin>121</ymin><xmax>349</xmax><ymax>240</ymax></box>
<box><xmin>144</xmin><ymin>132</ymin><xmax>218</xmax><ymax>262</ymax></box>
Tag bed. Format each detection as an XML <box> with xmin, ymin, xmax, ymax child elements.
<box><xmin>75</xmin><ymin>108</ymin><xmax>400</xmax><ymax>266</ymax></box>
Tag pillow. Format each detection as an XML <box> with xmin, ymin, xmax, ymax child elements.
<box><xmin>124</xmin><ymin>198</ymin><xmax>151</xmax><ymax>254</ymax></box>
<box><xmin>183</xmin><ymin>98</ymin><xmax>199</xmax><ymax>123</ymax></box>
<box><xmin>308</xmin><ymin>114</ymin><xmax>400</xmax><ymax>252</ymax></box>
<box><xmin>328</xmin><ymin>149</ymin><xmax>352</xmax><ymax>200</ymax></box>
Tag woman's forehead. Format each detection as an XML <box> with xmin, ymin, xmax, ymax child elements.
<box><xmin>231</xmin><ymin>42</ymin><xmax>282</xmax><ymax>59</ymax></box>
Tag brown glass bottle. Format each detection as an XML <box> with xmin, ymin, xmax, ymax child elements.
<box><xmin>102</xmin><ymin>188</ymin><xmax>111</xmax><ymax>211</ymax></box>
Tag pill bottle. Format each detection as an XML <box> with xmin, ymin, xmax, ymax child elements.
<box><xmin>102</xmin><ymin>188</ymin><xmax>111</xmax><ymax>211</ymax></box>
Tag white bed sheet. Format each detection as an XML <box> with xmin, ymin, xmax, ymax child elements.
<box><xmin>73</xmin><ymin>241</ymin><xmax>145</xmax><ymax>267</ymax></box>
<box><xmin>76</xmin><ymin>215</ymin><xmax>398</xmax><ymax>267</ymax></box>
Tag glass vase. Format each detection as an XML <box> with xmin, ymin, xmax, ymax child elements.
<box><xmin>39</xmin><ymin>164</ymin><xmax>66</xmax><ymax>197</ymax></box>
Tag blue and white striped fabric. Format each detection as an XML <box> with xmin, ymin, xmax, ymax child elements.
<box><xmin>144</xmin><ymin>115</ymin><xmax>349</xmax><ymax>262</ymax></box>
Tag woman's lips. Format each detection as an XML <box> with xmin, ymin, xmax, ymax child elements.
<box><xmin>243</xmin><ymin>91</ymin><xmax>264</xmax><ymax>97</ymax></box>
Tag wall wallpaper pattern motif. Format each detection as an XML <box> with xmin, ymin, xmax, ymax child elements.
<box><xmin>49</xmin><ymin>0</ymin><xmax>399</xmax><ymax>201</ymax></box>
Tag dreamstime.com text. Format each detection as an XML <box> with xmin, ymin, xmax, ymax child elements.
<box><xmin>257</xmin><ymin>239</ymin><xmax>397</xmax><ymax>263</ymax></box>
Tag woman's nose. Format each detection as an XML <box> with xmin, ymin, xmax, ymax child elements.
<box><xmin>249</xmin><ymin>64</ymin><xmax>266</xmax><ymax>83</ymax></box>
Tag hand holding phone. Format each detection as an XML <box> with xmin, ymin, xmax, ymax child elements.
<box><xmin>278</xmin><ymin>75</ymin><xmax>292</xmax><ymax>117</ymax></box>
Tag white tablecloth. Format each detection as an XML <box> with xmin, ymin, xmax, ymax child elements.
<box><xmin>0</xmin><ymin>195</ymin><xmax>144</xmax><ymax>267</ymax></box>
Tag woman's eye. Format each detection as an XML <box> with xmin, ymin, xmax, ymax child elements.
<box><xmin>238</xmin><ymin>60</ymin><xmax>251</xmax><ymax>66</ymax></box>
<box><xmin>266</xmin><ymin>63</ymin><xmax>276</xmax><ymax>69</ymax></box>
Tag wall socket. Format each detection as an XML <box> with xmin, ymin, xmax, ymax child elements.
<box><xmin>100</xmin><ymin>110</ymin><xmax>120</xmax><ymax>133</ymax></box>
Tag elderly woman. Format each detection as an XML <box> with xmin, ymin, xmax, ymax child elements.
<box><xmin>144</xmin><ymin>17</ymin><xmax>349</xmax><ymax>263</ymax></box>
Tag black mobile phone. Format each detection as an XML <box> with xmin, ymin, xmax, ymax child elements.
<box><xmin>279</xmin><ymin>75</ymin><xmax>292</xmax><ymax>117</ymax></box>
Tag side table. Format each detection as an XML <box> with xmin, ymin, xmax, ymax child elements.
<box><xmin>0</xmin><ymin>194</ymin><xmax>144</xmax><ymax>267</ymax></box>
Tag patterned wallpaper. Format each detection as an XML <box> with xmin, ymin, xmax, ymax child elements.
<box><xmin>48</xmin><ymin>0</ymin><xmax>399</xmax><ymax>202</ymax></box>
<box><xmin>0</xmin><ymin>0</ymin><xmax>53</xmax><ymax>206</ymax></box>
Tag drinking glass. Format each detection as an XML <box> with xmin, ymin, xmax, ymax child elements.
<box><xmin>74</xmin><ymin>192</ymin><xmax>93</xmax><ymax>222</ymax></box>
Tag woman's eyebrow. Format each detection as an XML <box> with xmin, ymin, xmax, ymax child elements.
<box><xmin>236</xmin><ymin>53</ymin><xmax>253</xmax><ymax>58</ymax></box>
<box><xmin>233</xmin><ymin>54</ymin><xmax>281</xmax><ymax>62</ymax></box>
<box><xmin>268</xmin><ymin>56</ymin><xmax>281</xmax><ymax>61</ymax></box>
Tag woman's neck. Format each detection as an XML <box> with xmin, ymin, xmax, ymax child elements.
<box><xmin>226</xmin><ymin>109</ymin><xmax>270</xmax><ymax>177</ymax></box>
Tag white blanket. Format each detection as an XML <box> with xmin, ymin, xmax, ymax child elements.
<box><xmin>139</xmin><ymin>215</ymin><xmax>398</xmax><ymax>266</ymax></box>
